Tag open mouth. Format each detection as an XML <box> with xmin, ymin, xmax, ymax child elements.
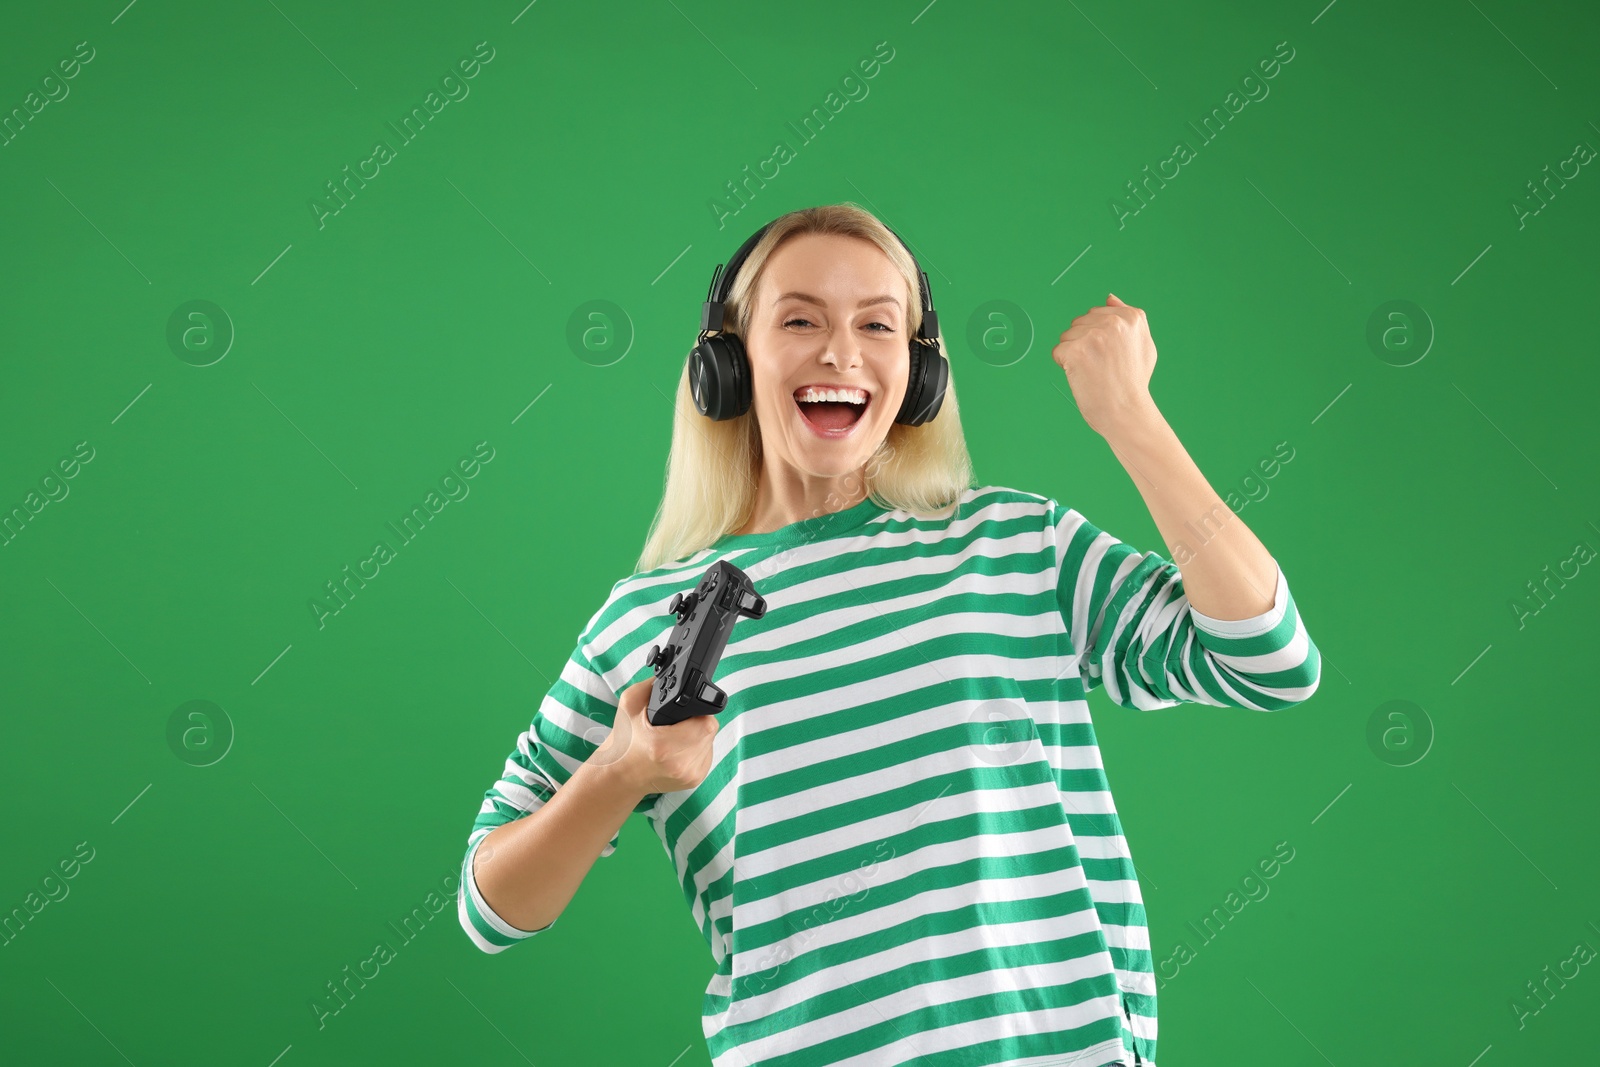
<box><xmin>793</xmin><ymin>386</ymin><xmax>870</xmax><ymax>436</ymax></box>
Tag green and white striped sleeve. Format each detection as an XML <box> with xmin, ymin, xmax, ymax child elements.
<box><xmin>1050</xmin><ymin>499</ymin><xmax>1321</xmax><ymax>711</ymax></box>
<box><xmin>458</xmin><ymin>633</ymin><xmax>655</xmax><ymax>954</ymax></box>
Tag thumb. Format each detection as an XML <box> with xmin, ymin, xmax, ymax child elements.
<box><xmin>1106</xmin><ymin>292</ymin><xmax>1126</xmax><ymax>306</ymax></box>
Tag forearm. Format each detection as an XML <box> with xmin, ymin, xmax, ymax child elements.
<box><xmin>472</xmin><ymin>754</ymin><xmax>646</xmax><ymax>932</ymax></box>
<box><xmin>1100</xmin><ymin>401</ymin><xmax>1279</xmax><ymax>621</ymax></box>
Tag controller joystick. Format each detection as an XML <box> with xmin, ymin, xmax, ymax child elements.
<box><xmin>668</xmin><ymin>591</ymin><xmax>697</xmax><ymax>622</ymax></box>
<box><xmin>646</xmin><ymin>559</ymin><xmax>766</xmax><ymax>727</ymax></box>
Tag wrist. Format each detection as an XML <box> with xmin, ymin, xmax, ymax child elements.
<box><xmin>586</xmin><ymin>741</ymin><xmax>650</xmax><ymax>806</ymax></box>
<box><xmin>1099</xmin><ymin>397</ymin><xmax>1166</xmax><ymax>445</ymax></box>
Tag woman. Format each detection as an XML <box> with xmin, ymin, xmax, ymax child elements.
<box><xmin>459</xmin><ymin>203</ymin><xmax>1321</xmax><ymax>1067</ymax></box>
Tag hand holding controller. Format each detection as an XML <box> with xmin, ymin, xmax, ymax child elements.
<box><xmin>645</xmin><ymin>559</ymin><xmax>766</xmax><ymax>727</ymax></box>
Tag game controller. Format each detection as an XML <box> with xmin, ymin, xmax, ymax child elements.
<box><xmin>645</xmin><ymin>559</ymin><xmax>766</xmax><ymax>726</ymax></box>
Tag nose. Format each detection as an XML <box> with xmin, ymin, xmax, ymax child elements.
<box><xmin>819</xmin><ymin>327</ymin><xmax>863</xmax><ymax>371</ymax></box>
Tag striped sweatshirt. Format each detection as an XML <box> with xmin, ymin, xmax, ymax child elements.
<box><xmin>459</xmin><ymin>484</ymin><xmax>1321</xmax><ymax>1067</ymax></box>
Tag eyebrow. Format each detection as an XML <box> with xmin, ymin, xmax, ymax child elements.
<box><xmin>772</xmin><ymin>291</ymin><xmax>902</xmax><ymax>312</ymax></box>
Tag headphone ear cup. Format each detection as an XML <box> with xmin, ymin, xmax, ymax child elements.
<box><xmin>918</xmin><ymin>344</ymin><xmax>949</xmax><ymax>424</ymax></box>
<box><xmin>895</xmin><ymin>342</ymin><xmax>925</xmax><ymax>425</ymax></box>
<box><xmin>895</xmin><ymin>341</ymin><xmax>949</xmax><ymax>426</ymax></box>
<box><xmin>689</xmin><ymin>334</ymin><xmax>752</xmax><ymax>421</ymax></box>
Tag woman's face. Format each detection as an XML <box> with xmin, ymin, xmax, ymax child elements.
<box><xmin>741</xmin><ymin>232</ymin><xmax>912</xmax><ymax>481</ymax></box>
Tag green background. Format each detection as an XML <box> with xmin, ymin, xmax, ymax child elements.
<box><xmin>3</xmin><ymin>0</ymin><xmax>1597</xmax><ymax>1063</ymax></box>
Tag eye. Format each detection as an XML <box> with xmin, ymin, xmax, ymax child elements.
<box><xmin>781</xmin><ymin>316</ymin><xmax>895</xmax><ymax>332</ymax></box>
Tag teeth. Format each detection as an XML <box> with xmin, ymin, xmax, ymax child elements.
<box><xmin>795</xmin><ymin>387</ymin><xmax>868</xmax><ymax>404</ymax></box>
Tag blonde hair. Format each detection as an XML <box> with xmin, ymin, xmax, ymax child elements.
<box><xmin>635</xmin><ymin>203</ymin><xmax>977</xmax><ymax>574</ymax></box>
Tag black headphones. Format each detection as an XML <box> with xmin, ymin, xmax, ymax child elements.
<box><xmin>688</xmin><ymin>217</ymin><xmax>949</xmax><ymax>426</ymax></box>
